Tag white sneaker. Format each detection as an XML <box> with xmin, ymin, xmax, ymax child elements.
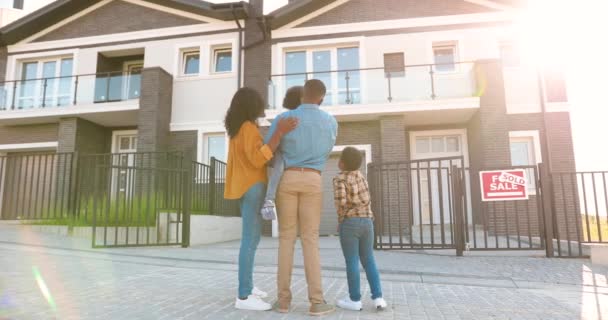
<box><xmin>336</xmin><ymin>296</ymin><xmax>362</xmax><ymax>311</ymax></box>
<box><xmin>235</xmin><ymin>295</ymin><xmax>272</xmax><ymax>311</ymax></box>
<box><xmin>373</xmin><ymin>297</ymin><xmax>387</xmax><ymax>310</ymax></box>
<box><xmin>252</xmin><ymin>287</ymin><xmax>268</xmax><ymax>299</ymax></box>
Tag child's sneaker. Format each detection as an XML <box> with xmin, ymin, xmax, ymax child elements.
<box><xmin>260</xmin><ymin>200</ymin><xmax>277</xmax><ymax>220</ymax></box>
<box><xmin>336</xmin><ymin>296</ymin><xmax>362</xmax><ymax>311</ymax></box>
<box><xmin>373</xmin><ymin>297</ymin><xmax>387</xmax><ymax>310</ymax></box>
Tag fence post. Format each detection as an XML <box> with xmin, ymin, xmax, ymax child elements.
<box><xmin>539</xmin><ymin>163</ymin><xmax>555</xmax><ymax>257</ymax></box>
<box><xmin>209</xmin><ymin>157</ymin><xmax>216</xmax><ymax>215</ymax></box>
<box><xmin>451</xmin><ymin>165</ymin><xmax>465</xmax><ymax>256</ymax></box>
<box><xmin>181</xmin><ymin>153</ymin><xmax>192</xmax><ymax>248</ymax></box>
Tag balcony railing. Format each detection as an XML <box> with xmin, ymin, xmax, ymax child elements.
<box><xmin>0</xmin><ymin>71</ymin><xmax>142</xmax><ymax>112</ymax></box>
<box><xmin>267</xmin><ymin>61</ymin><xmax>477</xmax><ymax>109</ymax></box>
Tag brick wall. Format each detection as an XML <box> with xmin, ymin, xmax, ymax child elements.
<box><xmin>137</xmin><ymin>67</ymin><xmax>173</xmax><ymax>154</ymax></box>
<box><xmin>243</xmin><ymin>0</ymin><xmax>271</xmax><ymax>103</ymax></box>
<box><xmin>169</xmin><ymin>131</ymin><xmax>198</xmax><ymax>161</ymax></box>
<box><xmin>0</xmin><ymin>123</ymin><xmax>59</xmax><ymax>145</ymax></box>
<box><xmin>377</xmin><ymin>116</ymin><xmax>410</xmax><ymax>235</ymax></box>
<box><xmin>34</xmin><ymin>1</ymin><xmax>202</xmax><ymax>42</ymax></box>
<box><xmin>57</xmin><ymin>117</ymin><xmax>109</xmax><ymax>154</ymax></box>
<box><xmin>299</xmin><ymin>0</ymin><xmax>493</xmax><ymax>27</ymax></box>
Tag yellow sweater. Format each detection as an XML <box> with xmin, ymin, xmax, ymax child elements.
<box><xmin>224</xmin><ymin>121</ymin><xmax>273</xmax><ymax>199</ymax></box>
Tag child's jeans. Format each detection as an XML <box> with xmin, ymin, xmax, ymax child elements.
<box><xmin>339</xmin><ymin>217</ymin><xmax>383</xmax><ymax>302</ymax></box>
<box><xmin>265</xmin><ymin>151</ymin><xmax>285</xmax><ymax>202</ymax></box>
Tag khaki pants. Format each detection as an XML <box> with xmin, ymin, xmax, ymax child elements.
<box><xmin>276</xmin><ymin>171</ymin><xmax>324</xmax><ymax>305</ymax></box>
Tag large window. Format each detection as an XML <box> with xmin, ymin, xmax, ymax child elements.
<box><xmin>204</xmin><ymin>133</ymin><xmax>226</xmax><ymax>163</ymax></box>
<box><xmin>181</xmin><ymin>50</ymin><xmax>200</xmax><ymax>76</ymax></box>
<box><xmin>212</xmin><ymin>48</ymin><xmax>232</xmax><ymax>73</ymax></box>
<box><xmin>18</xmin><ymin>57</ymin><xmax>73</xmax><ymax>109</ymax></box>
<box><xmin>283</xmin><ymin>46</ymin><xmax>360</xmax><ymax>105</ymax></box>
<box><xmin>433</xmin><ymin>42</ymin><xmax>458</xmax><ymax>72</ymax></box>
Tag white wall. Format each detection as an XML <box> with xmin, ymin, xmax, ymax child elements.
<box><xmin>0</xmin><ymin>0</ymin><xmax>55</xmax><ymax>27</ymax></box>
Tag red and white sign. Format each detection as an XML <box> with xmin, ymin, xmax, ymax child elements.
<box><xmin>479</xmin><ymin>169</ymin><xmax>529</xmax><ymax>201</ymax></box>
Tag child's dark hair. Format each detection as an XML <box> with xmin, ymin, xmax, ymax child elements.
<box><xmin>283</xmin><ymin>86</ymin><xmax>303</xmax><ymax>110</ymax></box>
<box><xmin>340</xmin><ymin>147</ymin><xmax>363</xmax><ymax>171</ymax></box>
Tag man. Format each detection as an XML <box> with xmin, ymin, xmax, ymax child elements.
<box><xmin>265</xmin><ymin>79</ymin><xmax>338</xmax><ymax>316</ymax></box>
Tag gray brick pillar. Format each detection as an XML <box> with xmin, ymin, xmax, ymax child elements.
<box><xmin>243</xmin><ymin>0</ymin><xmax>271</xmax><ymax>103</ymax></box>
<box><xmin>378</xmin><ymin>116</ymin><xmax>409</xmax><ymax>236</ymax></box>
<box><xmin>137</xmin><ymin>67</ymin><xmax>173</xmax><ymax>154</ymax></box>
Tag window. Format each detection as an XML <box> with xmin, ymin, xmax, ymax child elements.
<box><xmin>509</xmin><ymin>131</ymin><xmax>542</xmax><ymax>190</ymax></box>
<box><xmin>283</xmin><ymin>46</ymin><xmax>360</xmax><ymax>106</ymax></box>
<box><xmin>181</xmin><ymin>50</ymin><xmax>200</xmax><ymax>76</ymax></box>
<box><xmin>543</xmin><ymin>68</ymin><xmax>568</xmax><ymax>103</ymax></box>
<box><xmin>433</xmin><ymin>43</ymin><xmax>457</xmax><ymax>72</ymax></box>
<box><xmin>500</xmin><ymin>43</ymin><xmax>520</xmax><ymax>68</ymax></box>
<box><xmin>204</xmin><ymin>134</ymin><xmax>226</xmax><ymax>163</ymax></box>
<box><xmin>384</xmin><ymin>52</ymin><xmax>405</xmax><ymax>78</ymax></box>
<box><xmin>18</xmin><ymin>57</ymin><xmax>73</xmax><ymax>109</ymax></box>
<box><xmin>415</xmin><ymin>135</ymin><xmax>461</xmax><ymax>154</ymax></box>
<box><xmin>212</xmin><ymin>48</ymin><xmax>232</xmax><ymax>73</ymax></box>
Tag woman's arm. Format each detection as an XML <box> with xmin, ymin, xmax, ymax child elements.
<box><xmin>266</xmin><ymin>117</ymin><xmax>298</xmax><ymax>152</ymax></box>
<box><xmin>243</xmin><ymin>118</ymin><xmax>298</xmax><ymax>169</ymax></box>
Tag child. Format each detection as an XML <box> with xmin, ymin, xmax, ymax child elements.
<box><xmin>260</xmin><ymin>86</ymin><xmax>303</xmax><ymax>220</ymax></box>
<box><xmin>333</xmin><ymin>147</ymin><xmax>387</xmax><ymax>311</ymax></box>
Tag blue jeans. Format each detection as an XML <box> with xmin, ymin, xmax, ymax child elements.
<box><xmin>264</xmin><ymin>151</ymin><xmax>285</xmax><ymax>202</ymax></box>
<box><xmin>238</xmin><ymin>182</ymin><xmax>266</xmax><ymax>298</ymax></box>
<box><xmin>339</xmin><ymin>217</ymin><xmax>383</xmax><ymax>301</ymax></box>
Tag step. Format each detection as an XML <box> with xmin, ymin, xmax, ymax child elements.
<box><xmin>584</xmin><ymin>243</ymin><xmax>608</xmax><ymax>266</ymax></box>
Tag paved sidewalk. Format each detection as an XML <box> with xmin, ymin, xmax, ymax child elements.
<box><xmin>1</xmin><ymin>225</ymin><xmax>607</xmax><ymax>319</ymax></box>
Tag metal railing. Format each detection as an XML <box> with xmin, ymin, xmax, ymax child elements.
<box><xmin>268</xmin><ymin>61</ymin><xmax>477</xmax><ymax>109</ymax></box>
<box><xmin>0</xmin><ymin>71</ymin><xmax>141</xmax><ymax>111</ymax></box>
<box><xmin>548</xmin><ymin>171</ymin><xmax>608</xmax><ymax>257</ymax></box>
<box><xmin>208</xmin><ymin>157</ymin><xmax>240</xmax><ymax>217</ymax></box>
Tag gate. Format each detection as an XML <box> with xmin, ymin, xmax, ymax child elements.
<box><xmin>368</xmin><ymin>156</ymin><xmax>467</xmax><ymax>251</ymax></box>
<box><xmin>76</xmin><ymin>152</ymin><xmax>191</xmax><ymax>248</ymax></box>
<box><xmin>466</xmin><ymin>165</ymin><xmax>545</xmax><ymax>251</ymax></box>
<box><xmin>369</xmin><ymin>158</ymin><xmax>546</xmax><ymax>254</ymax></box>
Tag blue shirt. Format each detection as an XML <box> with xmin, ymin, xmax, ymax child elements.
<box><xmin>265</xmin><ymin>104</ymin><xmax>338</xmax><ymax>172</ymax></box>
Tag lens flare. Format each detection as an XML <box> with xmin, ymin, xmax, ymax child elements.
<box><xmin>32</xmin><ymin>266</ymin><xmax>56</xmax><ymax>312</ymax></box>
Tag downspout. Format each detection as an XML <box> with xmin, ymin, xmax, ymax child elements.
<box><xmin>231</xmin><ymin>5</ymin><xmax>244</xmax><ymax>89</ymax></box>
<box><xmin>537</xmin><ymin>68</ymin><xmax>553</xmax><ymax>172</ymax></box>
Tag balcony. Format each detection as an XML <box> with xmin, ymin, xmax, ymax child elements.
<box><xmin>267</xmin><ymin>61</ymin><xmax>480</xmax><ymax>122</ymax></box>
<box><xmin>0</xmin><ymin>72</ymin><xmax>141</xmax><ymax>125</ymax></box>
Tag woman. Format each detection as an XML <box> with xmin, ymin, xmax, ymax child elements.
<box><xmin>224</xmin><ymin>87</ymin><xmax>297</xmax><ymax>311</ymax></box>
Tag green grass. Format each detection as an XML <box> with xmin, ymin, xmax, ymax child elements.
<box><xmin>582</xmin><ymin>215</ymin><xmax>608</xmax><ymax>242</ymax></box>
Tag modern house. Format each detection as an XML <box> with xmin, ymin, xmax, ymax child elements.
<box><xmin>0</xmin><ymin>0</ymin><xmax>577</xmax><ymax>247</ymax></box>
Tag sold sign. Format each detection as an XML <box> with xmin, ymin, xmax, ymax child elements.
<box><xmin>480</xmin><ymin>169</ymin><xmax>529</xmax><ymax>201</ymax></box>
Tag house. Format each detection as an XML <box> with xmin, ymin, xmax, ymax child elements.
<box><xmin>0</xmin><ymin>0</ymin><xmax>577</xmax><ymax>248</ymax></box>
<box><xmin>252</xmin><ymin>0</ymin><xmax>576</xmax><ymax>240</ymax></box>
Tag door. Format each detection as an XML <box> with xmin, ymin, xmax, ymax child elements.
<box><xmin>320</xmin><ymin>150</ymin><xmax>367</xmax><ymax>236</ymax></box>
<box><xmin>112</xmin><ymin>132</ymin><xmax>137</xmax><ymax>196</ymax></box>
<box><xmin>123</xmin><ymin>61</ymin><xmax>143</xmax><ymax>100</ymax></box>
<box><xmin>410</xmin><ymin>131</ymin><xmax>468</xmax><ymax>226</ymax></box>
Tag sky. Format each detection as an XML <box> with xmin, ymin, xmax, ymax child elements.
<box><xmin>17</xmin><ymin>0</ymin><xmax>608</xmax><ymax>171</ymax></box>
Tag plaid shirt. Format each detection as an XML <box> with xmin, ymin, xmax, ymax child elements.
<box><xmin>332</xmin><ymin>170</ymin><xmax>373</xmax><ymax>223</ymax></box>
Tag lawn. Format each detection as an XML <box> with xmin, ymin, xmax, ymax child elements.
<box><xmin>581</xmin><ymin>215</ymin><xmax>608</xmax><ymax>242</ymax></box>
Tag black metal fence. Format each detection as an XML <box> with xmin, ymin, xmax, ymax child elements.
<box><xmin>368</xmin><ymin>156</ymin><xmax>465</xmax><ymax>250</ymax></box>
<box><xmin>466</xmin><ymin>166</ymin><xmax>545</xmax><ymax>251</ymax></box>
<box><xmin>0</xmin><ymin>151</ymin><xmax>240</xmax><ymax>248</ymax></box>
<box><xmin>0</xmin><ymin>152</ymin><xmax>76</xmax><ymax>221</ymax></box>
<box><xmin>191</xmin><ymin>158</ymin><xmax>239</xmax><ymax>216</ymax></box>
<box><xmin>545</xmin><ymin>169</ymin><xmax>608</xmax><ymax>257</ymax></box>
